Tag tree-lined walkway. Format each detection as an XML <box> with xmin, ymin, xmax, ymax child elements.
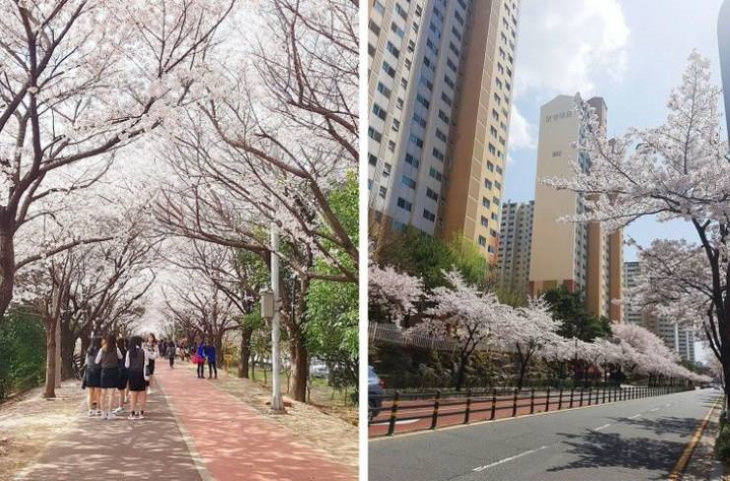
<box><xmin>12</xmin><ymin>368</ymin><xmax>356</xmax><ymax>481</ymax></box>
<box><xmin>157</xmin><ymin>366</ymin><xmax>356</xmax><ymax>481</ymax></box>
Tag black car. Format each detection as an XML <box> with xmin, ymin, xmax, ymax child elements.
<box><xmin>368</xmin><ymin>365</ymin><xmax>385</xmax><ymax>421</ymax></box>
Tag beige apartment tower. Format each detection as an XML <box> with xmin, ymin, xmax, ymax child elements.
<box><xmin>529</xmin><ymin>95</ymin><xmax>623</xmax><ymax>322</ymax></box>
<box><xmin>367</xmin><ymin>0</ymin><xmax>520</xmax><ymax>263</ymax></box>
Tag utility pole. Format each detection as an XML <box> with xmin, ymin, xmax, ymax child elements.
<box><xmin>265</xmin><ymin>221</ymin><xmax>285</xmax><ymax>413</ymax></box>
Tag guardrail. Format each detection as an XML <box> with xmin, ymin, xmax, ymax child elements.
<box><xmin>369</xmin><ymin>384</ymin><xmax>693</xmax><ymax>436</ymax></box>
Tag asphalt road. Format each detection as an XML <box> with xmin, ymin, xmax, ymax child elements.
<box><xmin>369</xmin><ymin>388</ymin><xmax>721</xmax><ymax>481</ymax></box>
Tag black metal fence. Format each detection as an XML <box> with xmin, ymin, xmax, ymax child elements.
<box><xmin>369</xmin><ymin>384</ymin><xmax>695</xmax><ymax>436</ymax></box>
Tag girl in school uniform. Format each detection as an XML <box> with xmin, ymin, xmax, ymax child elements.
<box><xmin>143</xmin><ymin>333</ymin><xmax>159</xmax><ymax>395</ymax></box>
<box><xmin>83</xmin><ymin>337</ymin><xmax>102</xmax><ymax>416</ymax></box>
<box><xmin>95</xmin><ymin>334</ymin><xmax>123</xmax><ymax>420</ymax></box>
<box><xmin>114</xmin><ymin>336</ymin><xmax>129</xmax><ymax>414</ymax></box>
<box><xmin>125</xmin><ymin>335</ymin><xmax>149</xmax><ymax>420</ymax></box>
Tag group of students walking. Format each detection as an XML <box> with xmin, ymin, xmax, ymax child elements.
<box><xmin>83</xmin><ymin>333</ymin><xmax>174</xmax><ymax>420</ymax></box>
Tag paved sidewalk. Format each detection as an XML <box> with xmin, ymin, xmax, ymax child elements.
<box><xmin>13</xmin><ymin>382</ymin><xmax>202</xmax><ymax>481</ymax></box>
<box><xmin>157</xmin><ymin>366</ymin><xmax>356</xmax><ymax>481</ymax></box>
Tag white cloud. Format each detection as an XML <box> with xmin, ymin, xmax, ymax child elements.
<box><xmin>508</xmin><ymin>105</ymin><xmax>535</xmax><ymax>150</ymax></box>
<box><xmin>514</xmin><ymin>0</ymin><xmax>630</xmax><ymax>98</ymax></box>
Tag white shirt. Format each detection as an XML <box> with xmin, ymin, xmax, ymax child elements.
<box><xmin>143</xmin><ymin>343</ymin><xmax>159</xmax><ymax>360</ymax></box>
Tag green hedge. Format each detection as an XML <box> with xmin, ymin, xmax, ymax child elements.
<box><xmin>0</xmin><ymin>307</ymin><xmax>46</xmax><ymax>402</ymax></box>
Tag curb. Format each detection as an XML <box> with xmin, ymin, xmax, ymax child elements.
<box><xmin>668</xmin><ymin>397</ymin><xmax>721</xmax><ymax>481</ymax></box>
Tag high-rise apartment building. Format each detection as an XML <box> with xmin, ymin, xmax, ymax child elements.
<box><xmin>367</xmin><ymin>0</ymin><xmax>520</xmax><ymax>262</ymax></box>
<box><xmin>498</xmin><ymin>200</ymin><xmax>533</xmax><ymax>293</ymax></box>
<box><xmin>528</xmin><ymin>94</ymin><xmax>623</xmax><ymax>322</ymax></box>
<box><xmin>623</xmin><ymin>261</ymin><xmax>696</xmax><ymax>362</ymax></box>
<box><xmin>623</xmin><ymin>261</ymin><xmax>643</xmax><ymax>325</ymax></box>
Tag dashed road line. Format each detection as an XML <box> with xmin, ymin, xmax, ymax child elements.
<box><xmin>628</xmin><ymin>414</ymin><xmax>641</xmax><ymax>419</ymax></box>
<box><xmin>472</xmin><ymin>445</ymin><xmax>549</xmax><ymax>472</ymax></box>
<box><xmin>650</xmin><ymin>407</ymin><xmax>660</xmax><ymax>412</ymax></box>
<box><xmin>593</xmin><ymin>423</ymin><xmax>611</xmax><ymax>431</ymax></box>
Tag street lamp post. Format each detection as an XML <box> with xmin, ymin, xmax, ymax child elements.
<box><xmin>262</xmin><ymin>221</ymin><xmax>285</xmax><ymax>413</ymax></box>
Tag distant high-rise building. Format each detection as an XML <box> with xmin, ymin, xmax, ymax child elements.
<box><xmin>498</xmin><ymin>200</ymin><xmax>533</xmax><ymax>293</ymax></box>
<box><xmin>528</xmin><ymin>94</ymin><xmax>623</xmax><ymax>322</ymax></box>
<box><xmin>623</xmin><ymin>261</ymin><xmax>643</xmax><ymax>325</ymax></box>
<box><xmin>623</xmin><ymin>261</ymin><xmax>695</xmax><ymax>362</ymax></box>
<box><xmin>367</xmin><ymin>0</ymin><xmax>521</xmax><ymax>263</ymax></box>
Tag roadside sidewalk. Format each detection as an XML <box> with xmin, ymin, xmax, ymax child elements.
<box><xmin>156</xmin><ymin>366</ymin><xmax>356</xmax><ymax>481</ymax></box>
<box><xmin>12</xmin><ymin>381</ymin><xmax>202</xmax><ymax>481</ymax></box>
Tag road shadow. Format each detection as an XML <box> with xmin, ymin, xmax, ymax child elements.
<box><xmin>607</xmin><ymin>415</ymin><xmax>703</xmax><ymax>437</ymax></box>
<box><xmin>13</xmin><ymin>385</ymin><xmax>202</xmax><ymax>481</ymax></box>
<box><xmin>547</xmin><ymin>430</ymin><xmax>686</xmax><ymax>481</ymax></box>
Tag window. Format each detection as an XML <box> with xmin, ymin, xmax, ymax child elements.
<box><xmin>368</xmin><ymin>154</ymin><xmax>377</xmax><ymax>166</ymax></box>
<box><xmin>481</xmin><ymin>216</ymin><xmax>489</xmax><ymax>227</ymax></box>
<box><xmin>368</xmin><ymin>20</ymin><xmax>381</xmax><ymax>35</ymax></box>
<box><xmin>426</xmin><ymin>188</ymin><xmax>439</xmax><ymax>201</ymax></box>
<box><xmin>372</xmin><ymin>103</ymin><xmax>387</xmax><ymax>120</ymax></box>
<box><xmin>484</xmin><ymin>179</ymin><xmax>493</xmax><ymax>189</ymax></box>
<box><xmin>379</xmin><ymin>186</ymin><xmax>387</xmax><ymax>198</ymax></box>
<box><xmin>397</xmin><ymin>197</ymin><xmax>412</xmax><ymax>211</ymax></box>
<box><xmin>382</xmin><ymin>61</ymin><xmax>395</xmax><ymax>78</ymax></box>
<box><xmin>432</xmin><ymin>148</ymin><xmax>445</xmax><ymax>162</ymax></box>
<box><xmin>410</xmin><ymin>134</ymin><xmax>423</xmax><ymax>148</ymax></box>
<box><xmin>423</xmin><ymin>209</ymin><xmax>436</xmax><ymax>222</ymax></box>
<box><xmin>482</xmin><ymin>197</ymin><xmax>491</xmax><ymax>208</ymax></box>
<box><xmin>368</xmin><ymin>127</ymin><xmax>382</xmax><ymax>142</ymax></box>
<box><xmin>478</xmin><ymin>236</ymin><xmax>487</xmax><ymax>247</ymax></box>
<box><xmin>405</xmin><ymin>153</ymin><xmax>420</xmax><ymax>167</ymax></box>
<box><xmin>376</xmin><ymin>82</ymin><xmax>391</xmax><ymax>98</ymax></box>
<box><xmin>382</xmin><ymin>163</ymin><xmax>392</xmax><ymax>177</ymax></box>
<box><xmin>429</xmin><ymin>167</ymin><xmax>443</xmax><ymax>181</ymax></box>
<box><xmin>391</xmin><ymin>22</ymin><xmax>405</xmax><ymax>38</ymax></box>
<box><xmin>401</xmin><ymin>175</ymin><xmax>416</xmax><ymax>189</ymax></box>
<box><xmin>386</xmin><ymin>41</ymin><xmax>400</xmax><ymax>58</ymax></box>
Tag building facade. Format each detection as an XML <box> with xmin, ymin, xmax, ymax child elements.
<box><xmin>528</xmin><ymin>94</ymin><xmax>623</xmax><ymax>322</ymax></box>
<box><xmin>497</xmin><ymin>200</ymin><xmax>533</xmax><ymax>294</ymax></box>
<box><xmin>367</xmin><ymin>0</ymin><xmax>520</xmax><ymax>262</ymax></box>
<box><xmin>623</xmin><ymin>261</ymin><xmax>696</xmax><ymax>362</ymax></box>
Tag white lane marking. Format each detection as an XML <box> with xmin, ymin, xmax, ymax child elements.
<box><xmin>593</xmin><ymin>423</ymin><xmax>611</xmax><ymax>431</ymax></box>
<box><xmin>472</xmin><ymin>445</ymin><xmax>549</xmax><ymax>472</ymax></box>
<box><xmin>628</xmin><ymin>414</ymin><xmax>641</xmax><ymax>419</ymax></box>
<box><xmin>650</xmin><ymin>407</ymin><xmax>660</xmax><ymax>412</ymax></box>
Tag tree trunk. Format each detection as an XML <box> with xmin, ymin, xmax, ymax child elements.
<box><xmin>455</xmin><ymin>354</ymin><xmax>468</xmax><ymax>391</ymax></box>
<box><xmin>60</xmin><ymin>327</ymin><xmax>76</xmax><ymax>380</ymax></box>
<box><xmin>43</xmin><ymin>316</ymin><xmax>57</xmax><ymax>399</ymax></box>
<box><xmin>0</xmin><ymin>226</ymin><xmax>15</xmax><ymax>320</ymax></box>
<box><xmin>289</xmin><ymin>332</ymin><xmax>308</xmax><ymax>402</ymax></box>
<box><xmin>238</xmin><ymin>326</ymin><xmax>253</xmax><ymax>378</ymax></box>
<box><xmin>517</xmin><ymin>356</ymin><xmax>529</xmax><ymax>390</ymax></box>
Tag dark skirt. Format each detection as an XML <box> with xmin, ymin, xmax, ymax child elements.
<box><xmin>84</xmin><ymin>366</ymin><xmax>101</xmax><ymax>388</ymax></box>
<box><xmin>100</xmin><ymin>366</ymin><xmax>120</xmax><ymax>389</ymax></box>
<box><xmin>117</xmin><ymin>367</ymin><xmax>129</xmax><ymax>390</ymax></box>
<box><xmin>128</xmin><ymin>369</ymin><xmax>146</xmax><ymax>392</ymax></box>
<box><xmin>147</xmin><ymin>359</ymin><xmax>156</xmax><ymax>376</ymax></box>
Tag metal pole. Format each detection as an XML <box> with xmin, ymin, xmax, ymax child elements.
<box><xmin>270</xmin><ymin>222</ymin><xmax>284</xmax><ymax>413</ymax></box>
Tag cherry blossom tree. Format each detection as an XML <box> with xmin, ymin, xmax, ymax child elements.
<box><xmin>412</xmin><ymin>271</ymin><xmax>511</xmax><ymax>391</ymax></box>
<box><xmin>498</xmin><ymin>298</ymin><xmax>562</xmax><ymax>389</ymax></box>
<box><xmin>368</xmin><ymin>262</ymin><xmax>423</xmax><ymax>329</ymax></box>
<box><xmin>544</xmin><ymin>52</ymin><xmax>730</xmax><ymax>400</ymax></box>
<box><xmin>0</xmin><ymin>0</ymin><xmax>234</xmax><ymax>317</ymax></box>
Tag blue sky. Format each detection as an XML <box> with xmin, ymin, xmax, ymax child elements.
<box><xmin>505</xmin><ymin>0</ymin><xmax>725</xmax><ymax>262</ymax></box>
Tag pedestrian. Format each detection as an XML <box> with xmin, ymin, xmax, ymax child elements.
<box><xmin>95</xmin><ymin>334</ymin><xmax>123</xmax><ymax>420</ymax></box>
<box><xmin>83</xmin><ymin>336</ymin><xmax>102</xmax><ymax>416</ymax></box>
<box><xmin>205</xmin><ymin>342</ymin><xmax>217</xmax><ymax>379</ymax></box>
<box><xmin>114</xmin><ymin>336</ymin><xmax>129</xmax><ymax>414</ymax></box>
<box><xmin>143</xmin><ymin>333</ymin><xmax>159</xmax><ymax>394</ymax></box>
<box><xmin>167</xmin><ymin>341</ymin><xmax>176</xmax><ymax>368</ymax></box>
<box><xmin>125</xmin><ymin>335</ymin><xmax>149</xmax><ymax>420</ymax></box>
<box><xmin>196</xmin><ymin>341</ymin><xmax>206</xmax><ymax>379</ymax></box>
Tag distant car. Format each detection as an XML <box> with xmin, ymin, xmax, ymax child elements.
<box><xmin>310</xmin><ymin>362</ymin><xmax>329</xmax><ymax>379</ymax></box>
<box><xmin>368</xmin><ymin>365</ymin><xmax>385</xmax><ymax>421</ymax></box>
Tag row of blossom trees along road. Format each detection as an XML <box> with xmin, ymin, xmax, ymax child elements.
<box><xmin>0</xmin><ymin>0</ymin><xmax>358</xmax><ymax>402</ymax></box>
<box><xmin>371</xmin><ymin>53</ymin><xmax>723</xmax><ymax>394</ymax></box>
